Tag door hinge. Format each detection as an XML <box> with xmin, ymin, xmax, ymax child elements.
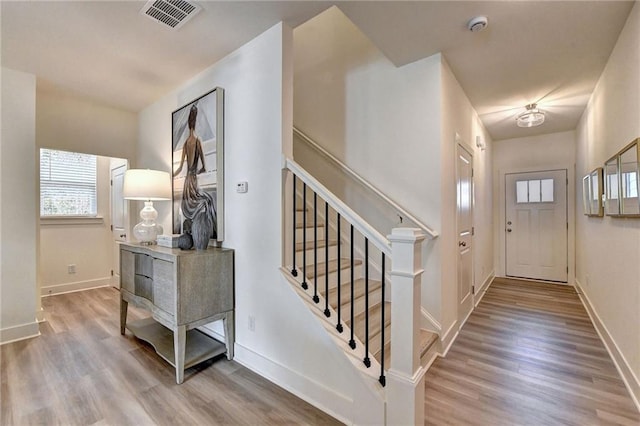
<box><xmin>110</xmin><ymin>269</ymin><xmax>114</xmax><ymax>276</ymax></box>
<box><xmin>472</xmin><ymin>168</ymin><xmax>474</xmax><ymax>178</ymax></box>
<box><xmin>110</xmin><ymin>179</ymin><xmax>113</xmax><ymax>186</ymax></box>
<box><xmin>472</xmin><ymin>285</ymin><xmax>475</xmax><ymax>295</ymax></box>
<box><xmin>110</xmin><ymin>224</ymin><xmax>113</xmax><ymax>231</ymax></box>
<box><xmin>566</xmin><ymin>266</ymin><xmax>569</xmax><ymax>273</ymax></box>
<box><xmin>472</xmin><ymin>226</ymin><xmax>475</xmax><ymax>236</ymax></box>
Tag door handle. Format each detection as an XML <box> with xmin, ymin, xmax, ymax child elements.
<box><xmin>507</xmin><ymin>221</ymin><xmax>512</xmax><ymax>225</ymax></box>
<box><xmin>458</xmin><ymin>241</ymin><xmax>466</xmax><ymax>247</ymax></box>
<box><xmin>507</xmin><ymin>228</ymin><xmax>512</xmax><ymax>233</ymax></box>
<box><xmin>120</xmin><ymin>234</ymin><xmax>127</xmax><ymax>238</ymax></box>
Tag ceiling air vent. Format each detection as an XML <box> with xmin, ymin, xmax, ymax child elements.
<box><xmin>140</xmin><ymin>0</ymin><xmax>201</xmax><ymax>30</ymax></box>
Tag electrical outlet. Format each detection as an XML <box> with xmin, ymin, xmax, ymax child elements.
<box><xmin>68</xmin><ymin>264</ymin><xmax>76</xmax><ymax>274</ymax></box>
<box><xmin>248</xmin><ymin>315</ymin><xmax>256</xmax><ymax>332</ymax></box>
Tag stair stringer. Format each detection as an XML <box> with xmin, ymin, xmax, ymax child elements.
<box><xmin>280</xmin><ymin>267</ymin><xmax>386</xmax><ymax>424</ymax></box>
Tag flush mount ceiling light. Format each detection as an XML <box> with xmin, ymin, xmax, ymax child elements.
<box><xmin>516</xmin><ymin>103</ymin><xmax>546</xmax><ymax>128</ymax></box>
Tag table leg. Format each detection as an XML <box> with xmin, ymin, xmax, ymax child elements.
<box><xmin>174</xmin><ymin>325</ymin><xmax>186</xmax><ymax>384</ymax></box>
<box><xmin>120</xmin><ymin>297</ymin><xmax>128</xmax><ymax>335</ymax></box>
<box><xmin>223</xmin><ymin>311</ymin><xmax>235</xmax><ymax>360</ymax></box>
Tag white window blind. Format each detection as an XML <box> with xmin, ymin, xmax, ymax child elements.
<box><xmin>40</xmin><ymin>149</ymin><xmax>97</xmax><ymax>216</ymax></box>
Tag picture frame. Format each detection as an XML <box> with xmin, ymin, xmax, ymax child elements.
<box><xmin>582</xmin><ymin>167</ymin><xmax>603</xmax><ymax>217</ymax></box>
<box><xmin>604</xmin><ymin>138</ymin><xmax>640</xmax><ymax>217</ymax></box>
<box><xmin>171</xmin><ymin>88</ymin><xmax>225</xmax><ymax>247</ymax></box>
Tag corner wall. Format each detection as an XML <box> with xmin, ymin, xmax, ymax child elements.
<box><xmin>137</xmin><ymin>23</ymin><xmax>365</xmax><ymax>423</ymax></box>
<box><xmin>575</xmin><ymin>2</ymin><xmax>640</xmax><ymax>407</ymax></box>
<box><xmin>1</xmin><ymin>68</ymin><xmax>39</xmax><ymax>343</ymax></box>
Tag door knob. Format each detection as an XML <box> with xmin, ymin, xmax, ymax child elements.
<box><xmin>458</xmin><ymin>241</ymin><xmax>466</xmax><ymax>247</ymax></box>
<box><xmin>507</xmin><ymin>221</ymin><xmax>512</xmax><ymax>225</ymax></box>
<box><xmin>507</xmin><ymin>228</ymin><xmax>512</xmax><ymax>233</ymax></box>
<box><xmin>120</xmin><ymin>234</ymin><xmax>127</xmax><ymax>238</ymax></box>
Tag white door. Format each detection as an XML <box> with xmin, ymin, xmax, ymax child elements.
<box><xmin>456</xmin><ymin>144</ymin><xmax>474</xmax><ymax>325</ymax></box>
<box><xmin>505</xmin><ymin>170</ymin><xmax>567</xmax><ymax>282</ymax></box>
<box><xmin>110</xmin><ymin>160</ymin><xmax>128</xmax><ymax>287</ymax></box>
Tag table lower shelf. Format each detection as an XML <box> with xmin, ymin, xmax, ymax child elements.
<box><xmin>126</xmin><ymin>317</ymin><xmax>227</xmax><ymax>370</ymax></box>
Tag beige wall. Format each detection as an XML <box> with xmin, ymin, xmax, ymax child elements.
<box><xmin>492</xmin><ymin>130</ymin><xmax>576</xmax><ymax>282</ymax></box>
<box><xmin>1</xmin><ymin>68</ymin><xmax>39</xmax><ymax>343</ymax></box>
<box><xmin>576</xmin><ymin>2</ymin><xmax>640</xmax><ymax>405</ymax></box>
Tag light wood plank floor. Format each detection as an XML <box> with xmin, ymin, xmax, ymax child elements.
<box><xmin>424</xmin><ymin>277</ymin><xmax>640</xmax><ymax>426</ymax></box>
<box><xmin>1</xmin><ymin>287</ymin><xmax>341</xmax><ymax>426</ymax></box>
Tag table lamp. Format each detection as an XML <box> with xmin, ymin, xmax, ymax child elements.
<box><xmin>123</xmin><ymin>169</ymin><xmax>172</xmax><ymax>245</ymax></box>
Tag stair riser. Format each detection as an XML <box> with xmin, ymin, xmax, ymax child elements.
<box><xmin>295</xmin><ymin>226</ymin><xmax>325</xmax><ymax>242</ymax></box>
<box><xmin>329</xmin><ymin>288</ymin><xmax>384</xmax><ymax>322</ymax></box>
<box><xmin>295</xmin><ymin>244</ymin><xmax>338</xmax><ymax>265</ymax></box>
<box><xmin>303</xmin><ymin>264</ymin><xmax>363</xmax><ymax>289</ymax></box>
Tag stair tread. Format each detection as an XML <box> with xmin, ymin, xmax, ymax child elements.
<box><xmin>420</xmin><ymin>329</ymin><xmax>438</xmax><ymax>357</ymax></box>
<box><xmin>304</xmin><ymin>258</ymin><xmax>362</xmax><ymax>279</ymax></box>
<box><xmin>295</xmin><ymin>239</ymin><xmax>339</xmax><ymax>252</ymax></box>
<box><xmin>296</xmin><ymin>221</ymin><xmax>324</xmax><ymax>229</ymax></box>
<box><xmin>347</xmin><ymin>301</ymin><xmax>391</xmax><ymax>346</ymax></box>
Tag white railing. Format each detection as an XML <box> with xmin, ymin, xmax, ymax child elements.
<box><xmin>293</xmin><ymin>127</ymin><xmax>438</xmax><ymax>240</ymax></box>
<box><xmin>284</xmin><ymin>156</ymin><xmax>391</xmax><ymax>257</ymax></box>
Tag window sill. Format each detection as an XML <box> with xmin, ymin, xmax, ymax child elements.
<box><xmin>40</xmin><ymin>216</ymin><xmax>105</xmax><ymax>226</ymax></box>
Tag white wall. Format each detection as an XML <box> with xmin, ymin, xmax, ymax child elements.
<box><xmin>492</xmin><ymin>131</ymin><xmax>576</xmax><ymax>282</ymax></box>
<box><xmin>293</xmin><ymin>6</ymin><xmax>444</xmax><ymax>321</ymax></box>
<box><xmin>36</xmin><ymin>85</ymin><xmax>138</xmax><ymax>295</ymax></box>
<box><xmin>576</xmin><ymin>2</ymin><xmax>640</xmax><ymax>406</ymax></box>
<box><xmin>0</xmin><ymin>68</ymin><xmax>39</xmax><ymax>343</ymax></box>
<box><xmin>440</xmin><ymin>57</ymin><xmax>494</xmax><ymax>345</ymax></box>
<box><xmin>39</xmin><ymin>156</ymin><xmax>113</xmax><ymax>295</ymax></box>
<box><xmin>137</xmin><ymin>23</ymin><xmax>365</xmax><ymax>423</ymax></box>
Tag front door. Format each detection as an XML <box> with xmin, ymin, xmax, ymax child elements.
<box><xmin>456</xmin><ymin>144</ymin><xmax>473</xmax><ymax>325</ymax></box>
<box><xmin>505</xmin><ymin>170</ymin><xmax>567</xmax><ymax>282</ymax></box>
<box><xmin>110</xmin><ymin>160</ymin><xmax>128</xmax><ymax>287</ymax></box>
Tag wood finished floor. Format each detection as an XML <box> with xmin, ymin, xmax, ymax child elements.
<box><xmin>1</xmin><ymin>287</ymin><xmax>341</xmax><ymax>426</ymax></box>
<box><xmin>424</xmin><ymin>277</ymin><xmax>640</xmax><ymax>426</ymax></box>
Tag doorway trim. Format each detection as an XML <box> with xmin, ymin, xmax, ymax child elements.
<box><xmin>496</xmin><ymin>164</ymin><xmax>575</xmax><ymax>285</ymax></box>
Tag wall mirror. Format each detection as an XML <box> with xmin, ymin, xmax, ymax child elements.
<box><xmin>582</xmin><ymin>168</ymin><xmax>603</xmax><ymax>216</ymax></box>
<box><xmin>604</xmin><ymin>138</ymin><xmax>640</xmax><ymax>217</ymax></box>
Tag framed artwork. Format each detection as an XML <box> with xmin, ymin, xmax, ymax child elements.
<box><xmin>171</xmin><ymin>88</ymin><xmax>225</xmax><ymax>248</ymax></box>
<box><xmin>582</xmin><ymin>167</ymin><xmax>603</xmax><ymax>217</ymax></box>
<box><xmin>604</xmin><ymin>138</ymin><xmax>640</xmax><ymax>217</ymax></box>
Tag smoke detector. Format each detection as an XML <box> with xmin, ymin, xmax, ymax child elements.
<box><xmin>467</xmin><ymin>16</ymin><xmax>488</xmax><ymax>33</ymax></box>
<box><xmin>140</xmin><ymin>0</ymin><xmax>201</xmax><ymax>30</ymax></box>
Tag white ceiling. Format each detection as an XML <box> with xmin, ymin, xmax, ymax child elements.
<box><xmin>1</xmin><ymin>1</ymin><xmax>634</xmax><ymax>141</ymax></box>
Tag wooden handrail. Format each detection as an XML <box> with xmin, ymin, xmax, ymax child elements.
<box><xmin>284</xmin><ymin>156</ymin><xmax>391</xmax><ymax>256</ymax></box>
<box><xmin>293</xmin><ymin>127</ymin><xmax>438</xmax><ymax>239</ymax></box>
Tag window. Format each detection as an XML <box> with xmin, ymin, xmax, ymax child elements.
<box><xmin>516</xmin><ymin>178</ymin><xmax>554</xmax><ymax>203</ymax></box>
<box><xmin>622</xmin><ymin>171</ymin><xmax>638</xmax><ymax>199</ymax></box>
<box><xmin>40</xmin><ymin>149</ymin><xmax>97</xmax><ymax>216</ymax></box>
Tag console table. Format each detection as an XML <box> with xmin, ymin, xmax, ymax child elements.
<box><xmin>119</xmin><ymin>242</ymin><xmax>234</xmax><ymax>384</ymax></box>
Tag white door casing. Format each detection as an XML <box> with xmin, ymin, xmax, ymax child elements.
<box><xmin>505</xmin><ymin>169</ymin><xmax>568</xmax><ymax>282</ymax></box>
<box><xmin>456</xmin><ymin>144</ymin><xmax>474</xmax><ymax>326</ymax></box>
<box><xmin>110</xmin><ymin>160</ymin><xmax>128</xmax><ymax>287</ymax></box>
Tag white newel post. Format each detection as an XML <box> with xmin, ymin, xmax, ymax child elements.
<box><xmin>387</xmin><ymin>228</ymin><xmax>426</xmax><ymax>425</ymax></box>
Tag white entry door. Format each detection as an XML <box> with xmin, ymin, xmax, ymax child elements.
<box><xmin>457</xmin><ymin>144</ymin><xmax>474</xmax><ymax>325</ymax></box>
<box><xmin>110</xmin><ymin>160</ymin><xmax>128</xmax><ymax>287</ymax></box>
<box><xmin>505</xmin><ymin>170</ymin><xmax>567</xmax><ymax>282</ymax></box>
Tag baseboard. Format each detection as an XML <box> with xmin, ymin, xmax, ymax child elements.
<box><xmin>0</xmin><ymin>321</ymin><xmax>40</xmax><ymax>345</ymax></box>
<box><xmin>41</xmin><ymin>277</ymin><xmax>111</xmax><ymax>297</ymax></box>
<box><xmin>439</xmin><ymin>320</ymin><xmax>459</xmax><ymax>357</ymax></box>
<box><xmin>575</xmin><ymin>279</ymin><xmax>640</xmax><ymax>412</ymax></box>
<box><xmin>234</xmin><ymin>343</ymin><xmax>353</xmax><ymax>425</ymax></box>
<box><xmin>475</xmin><ymin>270</ymin><xmax>494</xmax><ymax>307</ymax></box>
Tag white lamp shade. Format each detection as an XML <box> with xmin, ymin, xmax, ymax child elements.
<box><xmin>123</xmin><ymin>169</ymin><xmax>172</xmax><ymax>201</ymax></box>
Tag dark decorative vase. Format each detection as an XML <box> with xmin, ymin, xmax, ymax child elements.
<box><xmin>191</xmin><ymin>212</ymin><xmax>212</xmax><ymax>250</ymax></box>
<box><xmin>177</xmin><ymin>233</ymin><xmax>193</xmax><ymax>250</ymax></box>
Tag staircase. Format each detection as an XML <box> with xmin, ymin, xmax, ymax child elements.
<box><xmin>285</xmin><ymin>170</ymin><xmax>439</xmax><ymax>387</ymax></box>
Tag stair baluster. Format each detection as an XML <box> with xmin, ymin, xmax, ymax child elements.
<box><xmin>301</xmin><ymin>183</ymin><xmax>308</xmax><ymax>290</ymax></box>
<box><xmin>324</xmin><ymin>204</ymin><xmax>329</xmax><ymax>316</ymax></box>
<box><xmin>312</xmin><ymin>192</ymin><xmax>319</xmax><ymax>304</ymax></box>
<box><xmin>379</xmin><ymin>253</ymin><xmax>386</xmax><ymax>386</ymax></box>
<box><xmin>336</xmin><ymin>213</ymin><xmax>343</xmax><ymax>332</ymax></box>
<box><xmin>363</xmin><ymin>238</ymin><xmax>371</xmax><ymax>368</ymax></box>
<box><xmin>291</xmin><ymin>175</ymin><xmax>297</xmax><ymax>277</ymax></box>
<box><xmin>349</xmin><ymin>224</ymin><xmax>356</xmax><ymax>349</ymax></box>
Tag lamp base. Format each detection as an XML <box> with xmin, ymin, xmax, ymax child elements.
<box><xmin>133</xmin><ymin>201</ymin><xmax>164</xmax><ymax>245</ymax></box>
